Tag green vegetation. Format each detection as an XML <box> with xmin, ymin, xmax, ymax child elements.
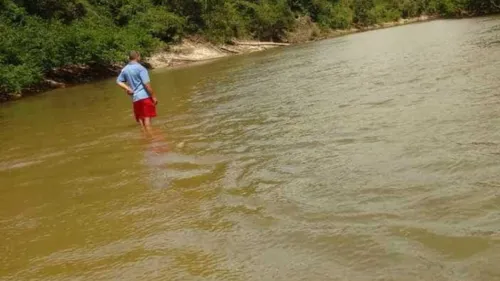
<box><xmin>1</xmin><ymin>0</ymin><xmax>498</xmax><ymax>100</ymax></box>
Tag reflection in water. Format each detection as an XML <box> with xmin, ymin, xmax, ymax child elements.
<box><xmin>143</xmin><ymin>127</ymin><xmax>172</xmax><ymax>189</ymax></box>
<box><xmin>2</xmin><ymin>17</ymin><xmax>500</xmax><ymax>280</ymax></box>
<box><xmin>142</xmin><ymin>126</ymin><xmax>192</xmax><ymax>189</ymax></box>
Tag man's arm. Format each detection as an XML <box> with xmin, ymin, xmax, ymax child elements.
<box><xmin>140</xmin><ymin>68</ymin><xmax>158</xmax><ymax>104</ymax></box>
<box><xmin>116</xmin><ymin>71</ymin><xmax>133</xmax><ymax>95</ymax></box>
<box><xmin>117</xmin><ymin>81</ymin><xmax>133</xmax><ymax>95</ymax></box>
<box><xmin>144</xmin><ymin>83</ymin><xmax>158</xmax><ymax>104</ymax></box>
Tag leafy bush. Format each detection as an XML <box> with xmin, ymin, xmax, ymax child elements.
<box><xmin>202</xmin><ymin>1</ymin><xmax>250</xmax><ymax>42</ymax></box>
<box><xmin>331</xmin><ymin>1</ymin><xmax>354</xmax><ymax>29</ymax></box>
<box><xmin>0</xmin><ymin>3</ymin><xmax>160</xmax><ymax>98</ymax></box>
<box><xmin>130</xmin><ymin>7</ymin><xmax>186</xmax><ymax>42</ymax></box>
<box><xmin>246</xmin><ymin>0</ymin><xmax>295</xmax><ymax>41</ymax></box>
<box><xmin>13</xmin><ymin>0</ymin><xmax>86</xmax><ymax>23</ymax></box>
<box><xmin>437</xmin><ymin>0</ymin><xmax>460</xmax><ymax>16</ymax></box>
<box><xmin>370</xmin><ymin>2</ymin><xmax>401</xmax><ymax>23</ymax></box>
<box><xmin>0</xmin><ymin>63</ymin><xmax>42</xmax><ymax>95</ymax></box>
<box><xmin>353</xmin><ymin>0</ymin><xmax>377</xmax><ymax>25</ymax></box>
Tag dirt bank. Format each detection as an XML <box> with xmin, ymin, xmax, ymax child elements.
<box><xmin>147</xmin><ymin>39</ymin><xmax>289</xmax><ymax>69</ymax></box>
<box><xmin>147</xmin><ymin>15</ymin><xmax>436</xmax><ymax>68</ymax></box>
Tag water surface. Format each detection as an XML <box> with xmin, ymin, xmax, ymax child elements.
<box><xmin>2</xmin><ymin>18</ymin><xmax>500</xmax><ymax>280</ymax></box>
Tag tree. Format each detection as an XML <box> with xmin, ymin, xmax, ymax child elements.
<box><xmin>13</xmin><ymin>0</ymin><xmax>86</xmax><ymax>23</ymax></box>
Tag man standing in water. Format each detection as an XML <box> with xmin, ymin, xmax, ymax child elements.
<box><xmin>116</xmin><ymin>51</ymin><xmax>158</xmax><ymax>134</ymax></box>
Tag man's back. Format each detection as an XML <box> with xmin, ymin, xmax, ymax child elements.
<box><xmin>116</xmin><ymin>51</ymin><xmax>158</xmax><ymax>133</ymax></box>
<box><xmin>117</xmin><ymin>62</ymin><xmax>150</xmax><ymax>102</ymax></box>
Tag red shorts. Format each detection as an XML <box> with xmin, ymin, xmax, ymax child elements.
<box><xmin>133</xmin><ymin>98</ymin><xmax>157</xmax><ymax>122</ymax></box>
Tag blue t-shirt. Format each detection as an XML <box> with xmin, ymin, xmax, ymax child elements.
<box><xmin>117</xmin><ymin>62</ymin><xmax>151</xmax><ymax>102</ymax></box>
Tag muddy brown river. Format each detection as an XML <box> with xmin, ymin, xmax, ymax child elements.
<box><xmin>2</xmin><ymin>18</ymin><xmax>500</xmax><ymax>281</ymax></box>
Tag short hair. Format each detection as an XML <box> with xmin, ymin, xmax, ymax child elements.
<box><xmin>129</xmin><ymin>50</ymin><xmax>140</xmax><ymax>60</ymax></box>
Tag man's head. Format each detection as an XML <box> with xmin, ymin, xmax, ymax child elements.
<box><xmin>129</xmin><ymin>50</ymin><xmax>141</xmax><ymax>62</ymax></box>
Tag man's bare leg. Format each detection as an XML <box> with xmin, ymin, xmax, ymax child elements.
<box><xmin>143</xmin><ymin>117</ymin><xmax>153</xmax><ymax>135</ymax></box>
<box><xmin>138</xmin><ymin>118</ymin><xmax>147</xmax><ymax>134</ymax></box>
<box><xmin>138</xmin><ymin>117</ymin><xmax>153</xmax><ymax>137</ymax></box>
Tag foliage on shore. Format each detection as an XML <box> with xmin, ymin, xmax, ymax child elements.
<box><xmin>1</xmin><ymin>0</ymin><xmax>498</xmax><ymax>100</ymax></box>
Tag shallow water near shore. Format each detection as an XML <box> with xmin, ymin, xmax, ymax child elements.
<box><xmin>2</xmin><ymin>17</ymin><xmax>500</xmax><ymax>280</ymax></box>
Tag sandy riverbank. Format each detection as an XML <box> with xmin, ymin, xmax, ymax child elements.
<box><xmin>146</xmin><ymin>15</ymin><xmax>436</xmax><ymax>69</ymax></box>
<box><xmin>147</xmin><ymin>40</ymin><xmax>290</xmax><ymax>69</ymax></box>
